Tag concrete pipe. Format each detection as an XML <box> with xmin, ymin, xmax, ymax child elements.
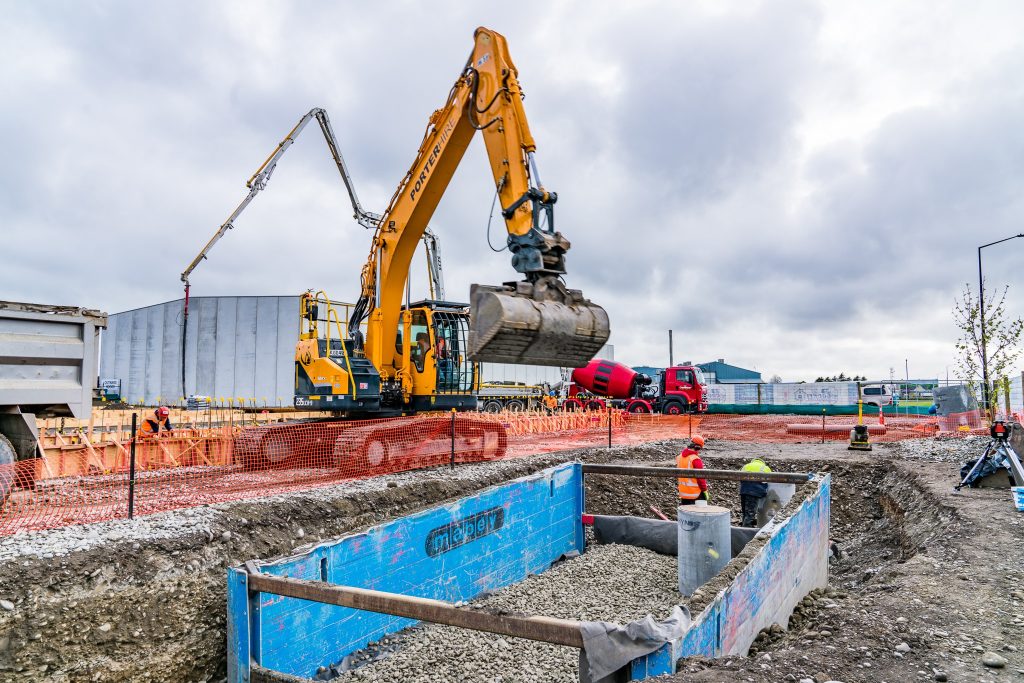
<box><xmin>677</xmin><ymin>504</ymin><xmax>732</xmax><ymax>596</ymax></box>
<box><xmin>785</xmin><ymin>423</ymin><xmax>887</xmax><ymax>435</ymax></box>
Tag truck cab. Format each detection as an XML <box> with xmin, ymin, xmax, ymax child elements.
<box><xmin>568</xmin><ymin>358</ymin><xmax>708</xmax><ymax>414</ymax></box>
<box><xmin>652</xmin><ymin>365</ymin><xmax>708</xmax><ymax>414</ymax></box>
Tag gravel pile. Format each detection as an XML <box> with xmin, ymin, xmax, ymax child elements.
<box><xmin>878</xmin><ymin>435</ymin><xmax>985</xmax><ymax>464</ymax></box>
<box><xmin>331</xmin><ymin>543</ymin><xmax>682</xmax><ymax>683</ymax></box>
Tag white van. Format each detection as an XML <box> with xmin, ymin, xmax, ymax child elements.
<box><xmin>860</xmin><ymin>384</ymin><xmax>893</xmax><ymax>407</ymax></box>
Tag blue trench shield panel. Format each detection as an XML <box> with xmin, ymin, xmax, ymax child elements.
<box><xmin>228</xmin><ymin>462</ymin><xmax>585</xmax><ymax>681</ymax></box>
<box><xmin>630</xmin><ymin>474</ymin><xmax>831</xmax><ymax>677</ymax></box>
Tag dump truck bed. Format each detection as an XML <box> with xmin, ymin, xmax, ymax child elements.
<box><xmin>0</xmin><ymin>301</ymin><xmax>107</xmax><ymax>419</ymax></box>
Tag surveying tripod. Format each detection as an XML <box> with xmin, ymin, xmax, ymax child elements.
<box><xmin>955</xmin><ymin>421</ymin><xmax>1024</xmax><ymax>490</ymax></box>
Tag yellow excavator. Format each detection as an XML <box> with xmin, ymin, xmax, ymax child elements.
<box><xmin>295</xmin><ymin>26</ymin><xmax>610</xmax><ymax>416</ymax></box>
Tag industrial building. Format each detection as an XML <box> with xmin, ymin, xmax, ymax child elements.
<box><xmin>632</xmin><ymin>359</ymin><xmax>761</xmax><ymax>385</ymax></box>
<box><xmin>696</xmin><ymin>359</ymin><xmax>762</xmax><ymax>384</ymax></box>
<box><xmin>99</xmin><ymin>295</ymin><xmax>614</xmax><ymax>406</ymax></box>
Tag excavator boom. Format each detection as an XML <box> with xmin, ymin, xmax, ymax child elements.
<box><xmin>355</xmin><ymin>27</ymin><xmax>609</xmax><ymax>371</ymax></box>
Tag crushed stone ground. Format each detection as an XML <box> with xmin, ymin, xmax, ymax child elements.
<box><xmin>332</xmin><ymin>543</ymin><xmax>680</xmax><ymax>683</ymax></box>
<box><xmin>1</xmin><ymin>436</ymin><xmax>1023</xmax><ymax>682</ymax></box>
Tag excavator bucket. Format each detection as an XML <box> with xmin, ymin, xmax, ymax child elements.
<box><xmin>468</xmin><ymin>282</ymin><xmax>610</xmax><ymax>368</ymax></box>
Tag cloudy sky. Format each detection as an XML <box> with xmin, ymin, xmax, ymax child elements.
<box><xmin>3</xmin><ymin>1</ymin><xmax>1024</xmax><ymax>382</ymax></box>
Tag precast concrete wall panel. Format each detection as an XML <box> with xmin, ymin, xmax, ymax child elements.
<box><xmin>193</xmin><ymin>297</ymin><xmax>217</xmax><ymax>398</ymax></box>
<box><xmin>127</xmin><ymin>310</ymin><xmax>147</xmax><ymax>404</ymax></box>
<box><xmin>275</xmin><ymin>301</ymin><xmax>296</xmax><ymax>408</ymax></box>
<box><xmin>254</xmin><ymin>297</ymin><xmax>279</xmax><ymax>406</ymax></box>
<box><xmin>100</xmin><ymin>296</ymin><xmax>301</xmax><ymax>407</ymax></box>
<box><xmin>144</xmin><ymin>305</ymin><xmax>164</xmax><ymax>403</ymax></box>
<box><xmin>213</xmin><ymin>298</ymin><xmax>237</xmax><ymax>400</ymax></box>
<box><xmin>232</xmin><ymin>297</ymin><xmax>258</xmax><ymax>401</ymax></box>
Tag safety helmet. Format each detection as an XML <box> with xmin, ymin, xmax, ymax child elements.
<box><xmin>690</xmin><ymin>434</ymin><xmax>705</xmax><ymax>449</ymax></box>
<box><xmin>156</xmin><ymin>406</ymin><xmax>170</xmax><ymax>418</ymax></box>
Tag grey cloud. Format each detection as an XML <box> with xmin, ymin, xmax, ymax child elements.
<box><xmin>3</xmin><ymin>1</ymin><xmax>1024</xmax><ymax>381</ymax></box>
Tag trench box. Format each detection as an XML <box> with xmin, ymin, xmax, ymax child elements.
<box><xmin>228</xmin><ymin>463</ymin><xmax>830</xmax><ymax>682</ymax></box>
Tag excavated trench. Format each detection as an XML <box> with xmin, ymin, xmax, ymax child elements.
<box><xmin>0</xmin><ymin>442</ymin><xmax>959</xmax><ymax>682</ymax></box>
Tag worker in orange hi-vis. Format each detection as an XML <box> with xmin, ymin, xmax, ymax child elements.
<box><xmin>139</xmin><ymin>406</ymin><xmax>173</xmax><ymax>438</ymax></box>
<box><xmin>676</xmin><ymin>435</ymin><xmax>710</xmax><ymax>505</ymax></box>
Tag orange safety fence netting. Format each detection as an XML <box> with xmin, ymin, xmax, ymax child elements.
<box><xmin>687</xmin><ymin>411</ymin><xmax>990</xmax><ymax>443</ymax></box>
<box><xmin>0</xmin><ymin>410</ymin><xmax>991</xmax><ymax>537</ymax></box>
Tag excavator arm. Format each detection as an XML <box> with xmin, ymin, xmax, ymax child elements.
<box><xmin>352</xmin><ymin>26</ymin><xmax>609</xmax><ymax>374</ymax></box>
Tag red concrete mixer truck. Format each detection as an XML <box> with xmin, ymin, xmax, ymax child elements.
<box><xmin>567</xmin><ymin>359</ymin><xmax>709</xmax><ymax>414</ymax></box>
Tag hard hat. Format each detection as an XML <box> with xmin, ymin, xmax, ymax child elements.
<box><xmin>156</xmin><ymin>406</ymin><xmax>170</xmax><ymax>418</ymax></box>
<box><xmin>690</xmin><ymin>435</ymin><xmax>705</xmax><ymax>448</ymax></box>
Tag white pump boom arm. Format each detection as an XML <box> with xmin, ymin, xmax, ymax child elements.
<box><xmin>180</xmin><ymin>107</ymin><xmax>381</xmax><ymax>286</ymax></box>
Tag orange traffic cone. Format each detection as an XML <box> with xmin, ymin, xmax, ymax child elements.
<box><xmin>878</xmin><ymin>406</ymin><xmax>885</xmax><ymax>426</ymax></box>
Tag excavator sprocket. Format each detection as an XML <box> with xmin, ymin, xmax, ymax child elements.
<box><xmin>468</xmin><ymin>281</ymin><xmax>610</xmax><ymax>368</ymax></box>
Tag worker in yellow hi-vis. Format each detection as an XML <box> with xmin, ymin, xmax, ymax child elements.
<box><xmin>740</xmin><ymin>458</ymin><xmax>772</xmax><ymax>527</ymax></box>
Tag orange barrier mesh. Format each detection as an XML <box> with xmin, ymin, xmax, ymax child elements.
<box><xmin>0</xmin><ymin>410</ymin><xmax>990</xmax><ymax>537</ymax></box>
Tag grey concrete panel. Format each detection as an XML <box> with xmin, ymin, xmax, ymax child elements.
<box><xmin>127</xmin><ymin>310</ymin><xmax>147</xmax><ymax>404</ymax></box>
<box><xmin>144</xmin><ymin>306</ymin><xmax>164</xmax><ymax>404</ymax></box>
<box><xmin>112</xmin><ymin>314</ymin><xmax>131</xmax><ymax>393</ymax></box>
<box><xmin>100</xmin><ymin>295</ymin><xmax>315</xmax><ymax>406</ymax></box>
<box><xmin>99</xmin><ymin>315</ymin><xmax>117</xmax><ymax>383</ymax></box>
<box><xmin>213</xmin><ymin>298</ymin><xmax>236</xmax><ymax>400</ymax></box>
<box><xmin>233</xmin><ymin>297</ymin><xmax>258</xmax><ymax>401</ymax></box>
<box><xmin>194</xmin><ymin>297</ymin><xmax>218</xmax><ymax>398</ymax></box>
<box><xmin>159</xmin><ymin>302</ymin><xmax>183</xmax><ymax>402</ymax></box>
<box><xmin>254</xmin><ymin>297</ymin><xmax>279</xmax><ymax>406</ymax></box>
<box><xmin>275</xmin><ymin>297</ymin><xmax>299</xmax><ymax>408</ymax></box>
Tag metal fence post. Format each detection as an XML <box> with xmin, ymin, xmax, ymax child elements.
<box><xmin>607</xmin><ymin>406</ymin><xmax>612</xmax><ymax>448</ymax></box>
<box><xmin>128</xmin><ymin>413</ymin><xmax>137</xmax><ymax>519</ymax></box>
<box><xmin>450</xmin><ymin>408</ymin><xmax>457</xmax><ymax>470</ymax></box>
<box><xmin>821</xmin><ymin>408</ymin><xmax>826</xmax><ymax>444</ymax></box>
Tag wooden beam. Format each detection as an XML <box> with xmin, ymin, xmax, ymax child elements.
<box><xmin>246</xmin><ymin>573</ymin><xmax>585</xmax><ymax>649</ymax></box>
<box><xmin>581</xmin><ymin>463</ymin><xmax>811</xmax><ymax>484</ymax></box>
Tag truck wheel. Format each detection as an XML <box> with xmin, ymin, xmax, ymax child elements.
<box><xmin>664</xmin><ymin>402</ymin><xmax>684</xmax><ymax>415</ymax></box>
<box><xmin>628</xmin><ymin>402</ymin><xmax>650</xmax><ymax>414</ymax></box>
<box><xmin>585</xmin><ymin>400</ymin><xmax>604</xmax><ymax>411</ymax></box>
<box><xmin>482</xmin><ymin>400</ymin><xmax>503</xmax><ymax>413</ymax></box>
<box><xmin>0</xmin><ymin>433</ymin><xmax>16</xmax><ymax>509</ymax></box>
<box><xmin>505</xmin><ymin>400</ymin><xmax>525</xmax><ymax>412</ymax></box>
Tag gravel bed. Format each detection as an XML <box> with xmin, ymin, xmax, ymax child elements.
<box><xmin>331</xmin><ymin>543</ymin><xmax>682</xmax><ymax>683</ymax></box>
<box><xmin>878</xmin><ymin>435</ymin><xmax>985</xmax><ymax>463</ymax></box>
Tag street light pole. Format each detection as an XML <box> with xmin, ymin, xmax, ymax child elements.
<box><xmin>977</xmin><ymin>234</ymin><xmax>1024</xmax><ymax>416</ymax></box>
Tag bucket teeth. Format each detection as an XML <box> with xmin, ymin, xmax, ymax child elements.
<box><xmin>468</xmin><ymin>282</ymin><xmax>610</xmax><ymax>368</ymax></box>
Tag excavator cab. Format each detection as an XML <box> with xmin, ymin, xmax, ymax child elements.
<box><xmin>402</xmin><ymin>301</ymin><xmax>477</xmax><ymax>411</ymax></box>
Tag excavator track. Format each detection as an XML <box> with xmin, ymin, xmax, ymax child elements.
<box><xmin>232</xmin><ymin>415</ymin><xmax>508</xmax><ymax>475</ymax></box>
